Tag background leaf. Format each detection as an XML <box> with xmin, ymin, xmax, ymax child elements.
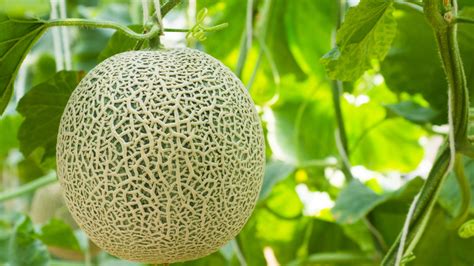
<box><xmin>98</xmin><ymin>25</ymin><xmax>143</xmax><ymax>62</ymax></box>
<box><xmin>17</xmin><ymin>71</ymin><xmax>82</xmax><ymax>159</ymax></box>
<box><xmin>321</xmin><ymin>0</ymin><xmax>397</xmax><ymax>81</ymax></box>
<box><xmin>38</xmin><ymin>219</ymin><xmax>81</xmax><ymax>252</ymax></box>
<box><xmin>8</xmin><ymin>216</ymin><xmax>49</xmax><ymax>266</ymax></box>
<box><xmin>0</xmin><ymin>14</ymin><xmax>46</xmax><ymax>114</ymax></box>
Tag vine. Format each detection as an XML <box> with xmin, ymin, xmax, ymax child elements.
<box><xmin>0</xmin><ymin>173</ymin><xmax>57</xmax><ymax>203</ymax></box>
<box><xmin>383</xmin><ymin>0</ymin><xmax>471</xmax><ymax>264</ymax></box>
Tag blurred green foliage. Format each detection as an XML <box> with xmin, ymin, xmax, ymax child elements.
<box><xmin>0</xmin><ymin>0</ymin><xmax>473</xmax><ymax>265</ymax></box>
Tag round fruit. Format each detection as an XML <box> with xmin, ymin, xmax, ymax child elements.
<box><xmin>56</xmin><ymin>48</ymin><xmax>265</xmax><ymax>263</ymax></box>
<box><xmin>30</xmin><ymin>183</ymin><xmax>101</xmax><ymax>261</ymax></box>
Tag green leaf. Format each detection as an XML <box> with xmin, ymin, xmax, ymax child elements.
<box><xmin>175</xmin><ymin>251</ymin><xmax>229</xmax><ymax>265</ymax></box>
<box><xmin>285</xmin><ymin>0</ymin><xmax>337</xmax><ymax>76</ymax></box>
<box><xmin>8</xmin><ymin>216</ymin><xmax>49</xmax><ymax>266</ymax></box>
<box><xmin>333</xmin><ymin>177</ymin><xmax>424</xmax><ymax>224</ymax></box>
<box><xmin>264</xmin><ymin>0</ymin><xmax>306</xmax><ymax>78</ymax></box>
<box><xmin>0</xmin><ymin>220</ymin><xmax>12</xmax><ymax>262</ymax></box>
<box><xmin>259</xmin><ymin>159</ymin><xmax>295</xmax><ymax>201</ymax></box>
<box><xmin>29</xmin><ymin>53</ymin><xmax>57</xmax><ymax>86</ymax></box>
<box><xmin>321</xmin><ymin>0</ymin><xmax>397</xmax><ymax>81</ymax></box>
<box><xmin>292</xmin><ymin>252</ymin><xmax>376</xmax><ymax>265</ymax></box>
<box><xmin>0</xmin><ymin>114</ymin><xmax>22</xmax><ymax>158</ymax></box>
<box><xmin>369</xmin><ymin>177</ymin><xmax>424</xmax><ymax>245</ymax></box>
<box><xmin>342</xmin><ymin>221</ymin><xmax>376</xmax><ymax>252</ymax></box>
<box><xmin>256</xmin><ymin>178</ymin><xmax>307</xmax><ymax>263</ymax></box>
<box><xmin>37</xmin><ymin>218</ymin><xmax>82</xmax><ymax>252</ymax></box>
<box><xmin>199</xmin><ymin>0</ymin><xmax>246</xmax><ymax>61</ymax></box>
<box><xmin>237</xmin><ymin>215</ymin><xmax>266</xmax><ymax>266</ymax></box>
<box><xmin>381</xmin><ymin>7</ymin><xmax>474</xmax><ymax>124</ymax></box>
<box><xmin>343</xmin><ymin>92</ymin><xmax>425</xmax><ymax>172</ymax></box>
<box><xmin>17</xmin><ymin>71</ymin><xmax>83</xmax><ymax>158</ymax></box>
<box><xmin>458</xmin><ymin>8</ymin><xmax>474</xmax><ymax>103</ymax></box>
<box><xmin>17</xmin><ymin>156</ymin><xmax>45</xmax><ymax>183</ymax></box>
<box><xmin>307</xmin><ymin>219</ymin><xmax>360</xmax><ymax>254</ymax></box>
<box><xmin>0</xmin><ymin>13</ymin><xmax>46</xmax><ymax>114</ymax></box>
<box><xmin>385</xmin><ymin>101</ymin><xmax>439</xmax><ymax>124</ymax></box>
<box><xmin>264</xmin><ymin>78</ymin><xmax>336</xmax><ymax>164</ymax></box>
<box><xmin>438</xmin><ymin>157</ymin><xmax>474</xmax><ymax>217</ymax></box>
<box><xmin>409</xmin><ymin>206</ymin><xmax>474</xmax><ymax>265</ymax></box>
<box><xmin>332</xmin><ymin>180</ymin><xmax>390</xmax><ymax>224</ymax></box>
<box><xmin>98</xmin><ymin>25</ymin><xmax>143</xmax><ymax>62</ymax></box>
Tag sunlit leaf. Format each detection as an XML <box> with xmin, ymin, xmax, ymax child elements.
<box><xmin>321</xmin><ymin>0</ymin><xmax>397</xmax><ymax>81</ymax></box>
<box><xmin>285</xmin><ymin>0</ymin><xmax>337</xmax><ymax>76</ymax></box>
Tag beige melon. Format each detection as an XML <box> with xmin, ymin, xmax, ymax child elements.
<box><xmin>56</xmin><ymin>48</ymin><xmax>265</xmax><ymax>263</ymax></box>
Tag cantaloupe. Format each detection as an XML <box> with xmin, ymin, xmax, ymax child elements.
<box><xmin>56</xmin><ymin>48</ymin><xmax>265</xmax><ymax>263</ymax></box>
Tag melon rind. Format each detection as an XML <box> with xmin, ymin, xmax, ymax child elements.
<box><xmin>56</xmin><ymin>48</ymin><xmax>265</xmax><ymax>263</ymax></box>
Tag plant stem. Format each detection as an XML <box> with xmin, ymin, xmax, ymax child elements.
<box><xmin>332</xmin><ymin>81</ymin><xmax>353</xmax><ymax>180</ymax></box>
<box><xmin>0</xmin><ymin>173</ymin><xmax>57</xmax><ymax>203</ymax></box>
<box><xmin>160</xmin><ymin>0</ymin><xmax>181</xmax><ymax>17</ymax></box>
<box><xmin>382</xmin><ymin>148</ymin><xmax>451</xmax><ymax>265</ymax></box>
<box><xmin>394</xmin><ymin>0</ymin><xmax>424</xmax><ymax>13</ymax></box>
<box><xmin>455</xmin><ymin>17</ymin><xmax>474</xmax><ymax>25</ymax></box>
<box><xmin>450</xmin><ymin>154</ymin><xmax>471</xmax><ymax>228</ymax></box>
<box><xmin>293</xmin><ymin>252</ymin><xmax>378</xmax><ymax>265</ymax></box>
<box><xmin>331</xmin><ymin>0</ymin><xmax>353</xmax><ymax>181</ymax></box>
<box><xmin>165</xmin><ymin>23</ymin><xmax>228</xmax><ymax>33</ymax></box>
<box><xmin>384</xmin><ymin>0</ymin><xmax>471</xmax><ymax>262</ymax></box>
<box><xmin>46</xmin><ymin>19</ymin><xmax>162</xmax><ymax>40</ymax></box>
<box><xmin>231</xmin><ymin>238</ymin><xmax>247</xmax><ymax>266</ymax></box>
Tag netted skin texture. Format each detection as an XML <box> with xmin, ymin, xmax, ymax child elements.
<box><xmin>56</xmin><ymin>48</ymin><xmax>265</xmax><ymax>263</ymax></box>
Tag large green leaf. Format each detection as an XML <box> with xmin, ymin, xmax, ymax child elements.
<box><xmin>0</xmin><ymin>13</ymin><xmax>46</xmax><ymax>114</ymax></box>
<box><xmin>333</xmin><ymin>178</ymin><xmax>424</xmax><ymax>224</ymax></box>
<box><xmin>8</xmin><ymin>216</ymin><xmax>49</xmax><ymax>266</ymax></box>
<box><xmin>439</xmin><ymin>157</ymin><xmax>474</xmax><ymax>217</ymax></box>
<box><xmin>0</xmin><ymin>114</ymin><xmax>22</xmax><ymax>158</ymax></box>
<box><xmin>321</xmin><ymin>0</ymin><xmax>397</xmax><ymax>81</ymax></box>
<box><xmin>285</xmin><ymin>0</ymin><xmax>337</xmax><ymax>76</ymax></box>
<box><xmin>263</xmin><ymin>79</ymin><xmax>336</xmax><ymax>164</ymax></box>
<box><xmin>38</xmin><ymin>219</ymin><xmax>82</xmax><ymax>252</ymax></box>
<box><xmin>342</xmin><ymin>221</ymin><xmax>376</xmax><ymax>253</ymax></box>
<box><xmin>381</xmin><ymin>7</ymin><xmax>474</xmax><ymax>124</ymax></box>
<box><xmin>98</xmin><ymin>25</ymin><xmax>144</xmax><ymax>62</ymax></box>
<box><xmin>256</xmin><ymin>178</ymin><xmax>307</xmax><ymax>264</ymax></box>
<box><xmin>409</xmin><ymin>207</ymin><xmax>474</xmax><ymax>265</ymax></box>
<box><xmin>458</xmin><ymin>8</ymin><xmax>474</xmax><ymax>97</ymax></box>
<box><xmin>199</xmin><ymin>0</ymin><xmax>246</xmax><ymax>62</ymax></box>
<box><xmin>264</xmin><ymin>0</ymin><xmax>305</xmax><ymax>78</ymax></box>
<box><xmin>17</xmin><ymin>71</ymin><xmax>83</xmax><ymax>158</ymax></box>
<box><xmin>368</xmin><ymin>178</ymin><xmax>424</xmax><ymax>246</ymax></box>
<box><xmin>343</xmin><ymin>95</ymin><xmax>425</xmax><ymax>172</ymax></box>
<box><xmin>259</xmin><ymin>159</ymin><xmax>295</xmax><ymax>201</ymax></box>
<box><xmin>307</xmin><ymin>219</ymin><xmax>361</xmax><ymax>255</ymax></box>
<box><xmin>332</xmin><ymin>180</ymin><xmax>390</xmax><ymax>224</ymax></box>
<box><xmin>0</xmin><ymin>219</ymin><xmax>12</xmax><ymax>262</ymax></box>
<box><xmin>237</xmin><ymin>215</ymin><xmax>266</xmax><ymax>266</ymax></box>
<box><xmin>385</xmin><ymin>101</ymin><xmax>439</xmax><ymax>124</ymax></box>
